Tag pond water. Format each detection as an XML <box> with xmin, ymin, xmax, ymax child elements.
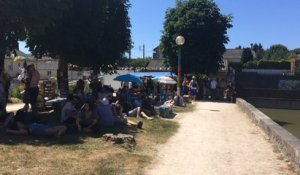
<box><xmin>259</xmin><ymin>108</ymin><xmax>300</xmax><ymax>139</ymax></box>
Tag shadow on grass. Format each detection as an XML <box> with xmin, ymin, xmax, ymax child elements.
<box><xmin>0</xmin><ymin>125</ymin><xmax>140</xmax><ymax>147</ymax></box>
<box><xmin>0</xmin><ymin>111</ymin><xmax>140</xmax><ymax>147</ymax></box>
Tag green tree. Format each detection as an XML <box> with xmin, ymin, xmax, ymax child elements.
<box><xmin>161</xmin><ymin>0</ymin><xmax>232</xmax><ymax>75</ymax></box>
<box><xmin>264</xmin><ymin>44</ymin><xmax>289</xmax><ymax>60</ymax></box>
<box><xmin>127</xmin><ymin>58</ymin><xmax>151</xmax><ymax>70</ymax></box>
<box><xmin>26</xmin><ymin>0</ymin><xmax>131</xmax><ymax>96</ymax></box>
<box><xmin>291</xmin><ymin>48</ymin><xmax>300</xmax><ymax>55</ymax></box>
<box><xmin>0</xmin><ymin>0</ymin><xmax>71</xmax><ymax>70</ymax></box>
<box><xmin>241</xmin><ymin>48</ymin><xmax>254</xmax><ymax>63</ymax></box>
<box><xmin>288</xmin><ymin>48</ymin><xmax>300</xmax><ymax>60</ymax></box>
<box><xmin>27</xmin><ymin>0</ymin><xmax>131</xmax><ymax>71</ymax></box>
<box><xmin>251</xmin><ymin>43</ymin><xmax>264</xmax><ymax>59</ymax></box>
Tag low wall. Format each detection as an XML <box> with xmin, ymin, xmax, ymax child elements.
<box><xmin>236</xmin><ymin>98</ymin><xmax>300</xmax><ymax>172</ymax></box>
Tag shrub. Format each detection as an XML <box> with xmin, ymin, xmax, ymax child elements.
<box><xmin>8</xmin><ymin>97</ymin><xmax>23</xmax><ymax>104</ymax></box>
<box><xmin>228</xmin><ymin>62</ymin><xmax>243</xmax><ymax>72</ymax></box>
<box><xmin>257</xmin><ymin>60</ymin><xmax>290</xmax><ymax>69</ymax></box>
<box><xmin>243</xmin><ymin>61</ymin><xmax>258</xmax><ymax>69</ymax></box>
<box><xmin>9</xmin><ymin>85</ymin><xmax>24</xmax><ymax>100</ymax></box>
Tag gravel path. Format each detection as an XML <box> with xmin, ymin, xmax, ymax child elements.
<box><xmin>6</xmin><ymin>103</ymin><xmax>24</xmax><ymax>112</ymax></box>
<box><xmin>147</xmin><ymin>102</ymin><xmax>296</xmax><ymax>175</ymax></box>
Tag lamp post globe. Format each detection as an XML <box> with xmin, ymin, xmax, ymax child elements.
<box><xmin>176</xmin><ymin>36</ymin><xmax>185</xmax><ymax>46</ymax></box>
<box><xmin>175</xmin><ymin>35</ymin><xmax>185</xmax><ymax>99</ymax></box>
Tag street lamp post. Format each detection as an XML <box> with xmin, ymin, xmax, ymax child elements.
<box><xmin>175</xmin><ymin>35</ymin><xmax>185</xmax><ymax>97</ymax></box>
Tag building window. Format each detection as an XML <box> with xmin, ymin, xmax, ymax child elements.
<box><xmin>47</xmin><ymin>71</ymin><xmax>52</xmax><ymax>76</ymax></box>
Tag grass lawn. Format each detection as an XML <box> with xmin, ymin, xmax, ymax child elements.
<box><xmin>0</xmin><ymin>104</ymin><xmax>195</xmax><ymax>174</ymax></box>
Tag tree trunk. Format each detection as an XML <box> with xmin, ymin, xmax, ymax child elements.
<box><xmin>57</xmin><ymin>58</ymin><xmax>69</xmax><ymax>98</ymax></box>
<box><xmin>0</xmin><ymin>50</ymin><xmax>5</xmax><ymax>72</ymax></box>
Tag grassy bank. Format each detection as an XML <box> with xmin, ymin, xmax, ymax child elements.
<box><xmin>0</xmin><ymin>116</ymin><xmax>180</xmax><ymax>174</ymax></box>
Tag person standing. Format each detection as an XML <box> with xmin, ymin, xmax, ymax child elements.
<box><xmin>181</xmin><ymin>77</ymin><xmax>189</xmax><ymax>96</ymax></box>
<box><xmin>189</xmin><ymin>76</ymin><xmax>198</xmax><ymax>103</ymax></box>
<box><xmin>27</xmin><ymin>64</ymin><xmax>40</xmax><ymax>113</ymax></box>
<box><xmin>210</xmin><ymin>78</ymin><xmax>218</xmax><ymax>100</ymax></box>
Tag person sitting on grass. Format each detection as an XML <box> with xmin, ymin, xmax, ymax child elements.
<box><xmin>96</xmin><ymin>97</ymin><xmax>115</xmax><ymax>127</ymax></box>
<box><xmin>0</xmin><ymin>112</ymin><xmax>13</xmax><ymax>129</ymax></box>
<box><xmin>76</xmin><ymin>102</ymin><xmax>99</xmax><ymax>133</ymax></box>
<box><xmin>161</xmin><ymin>96</ymin><xmax>176</xmax><ymax>110</ymax></box>
<box><xmin>111</xmin><ymin>99</ymin><xmax>143</xmax><ymax>129</ymax></box>
<box><xmin>6</xmin><ymin>119</ymin><xmax>67</xmax><ymax>138</ymax></box>
<box><xmin>127</xmin><ymin>106</ymin><xmax>153</xmax><ymax>120</ymax></box>
<box><xmin>61</xmin><ymin>94</ymin><xmax>80</xmax><ymax>131</ymax></box>
<box><xmin>140</xmin><ymin>94</ymin><xmax>156</xmax><ymax>117</ymax></box>
<box><xmin>73</xmin><ymin>79</ymin><xmax>85</xmax><ymax>102</ymax></box>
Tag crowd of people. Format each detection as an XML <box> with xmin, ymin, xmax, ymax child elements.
<box><xmin>0</xmin><ymin>65</ymin><xmax>237</xmax><ymax>138</ymax></box>
<box><xmin>181</xmin><ymin>67</ymin><xmax>237</xmax><ymax>103</ymax></box>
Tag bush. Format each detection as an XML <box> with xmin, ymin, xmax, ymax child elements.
<box><xmin>257</xmin><ymin>60</ymin><xmax>290</xmax><ymax>69</ymax></box>
<box><xmin>228</xmin><ymin>62</ymin><xmax>243</xmax><ymax>72</ymax></box>
<box><xmin>8</xmin><ymin>97</ymin><xmax>23</xmax><ymax>104</ymax></box>
<box><xmin>243</xmin><ymin>61</ymin><xmax>258</xmax><ymax>69</ymax></box>
<box><xmin>9</xmin><ymin>85</ymin><xmax>24</xmax><ymax>100</ymax></box>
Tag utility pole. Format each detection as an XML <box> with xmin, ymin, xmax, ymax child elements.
<box><xmin>129</xmin><ymin>49</ymin><xmax>131</xmax><ymax>59</ymax></box>
<box><xmin>143</xmin><ymin>44</ymin><xmax>145</xmax><ymax>59</ymax></box>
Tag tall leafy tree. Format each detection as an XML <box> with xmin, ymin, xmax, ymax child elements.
<box><xmin>26</xmin><ymin>0</ymin><xmax>131</xmax><ymax>96</ymax></box>
<box><xmin>161</xmin><ymin>0</ymin><xmax>232</xmax><ymax>75</ymax></box>
<box><xmin>27</xmin><ymin>0</ymin><xmax>131</xmax><ymax>72</ymax></box>
<box><xmin>251</xmin><ymin>43</ymin><xmax>264</xmax><ymax>59</ymax></box>
<box><xmin>264</xmin><ymin>44</ymin><xmax>289</xmax><ymax>60</ymax></box>
<box><xmin>241</xmin><ymin>48</ymin><xmax>253</xmax><ymax>63</ymax></box>
<box><xmin>291</xmin><ymin>48</ymin><xmax>300</xmax><ymax>55</ymax></box>
<box><xmin>0</xmin><ymin>0</ymin><xmax>71</xmax><ymax>70</ymax></box>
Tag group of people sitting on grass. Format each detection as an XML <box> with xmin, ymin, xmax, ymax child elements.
<box><xmin>0</xmin><ymin>78</ymin><xmax>182</xmax><ymax>138</ymax></box>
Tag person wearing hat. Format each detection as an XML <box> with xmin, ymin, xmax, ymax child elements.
<box><xmin>27</xmin><ymin>64</ymin><xmax>40</xmax><ymax>113</ymax></box>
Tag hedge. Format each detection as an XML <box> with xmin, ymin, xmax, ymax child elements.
<box><xmin>257</xmin><ymin>60</ymin><xmax>290</xmax><ymax>69</ymax></box>
<box><xmin>228</xmin><ymin>62</ymin><xmax>243</xmax><ymax>72</ymax></box>
<box><xmin>231</xmin><ymin>60</ymin><xmax>291</xmax><ymax>70</ymax></box>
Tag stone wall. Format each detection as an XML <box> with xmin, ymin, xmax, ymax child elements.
<box><xmin>236</xmin><ymin>98</ymin><xmax>300</xmax><ymax>172</ymax></box>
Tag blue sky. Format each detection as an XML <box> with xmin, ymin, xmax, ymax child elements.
<box><xmin>20</xmin><ymin>0</ymin><xmax>300</xmax><ymax>58</ymax></box>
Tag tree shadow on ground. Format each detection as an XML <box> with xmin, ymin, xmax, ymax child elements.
<box><xmin>0</xmin><ymin>125</ymin><xmax>139</xmax><ymax>147</ymax></box>
<box><xmin>0</xmin><ymin>112</ymin><xmax>139</xmax><ymax>147</ymax></box>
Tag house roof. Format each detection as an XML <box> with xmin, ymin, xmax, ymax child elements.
<box><xmin>223</xmin><ymin>49</ymin><xmax>257</xmax><ymax>61</ymax></box>
<box><xmin>15</xmin><ymin>50</ymin><xmax>31</xmax><ymax>58</ymax></box>
<box><xmin>223</xmin><ymin>49</ymin><xmax>243</xmax><ymax>61</ymax></box>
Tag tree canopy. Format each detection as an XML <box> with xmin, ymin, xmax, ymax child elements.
<box><xmin>161</xmin><ymin>0</ymin><xmax>232</xmax><ymax>75</ymax></box>
<box><xmin>251</xmin><ymin>43</ymin><xmax>264</xmax><ymax>59</ymax></box>
<box><xmin>26</xmin><ymin>0</ymin><xmax>131</xmax><ymax>73</ymax></box>
<box><xmin>264</xmin><ymin>44</ymin><xmax>289</xmax><ymax>60</ymax></box>
<box><xmin>0</xmin><ymin>0</ymin><xmax>71</xmax><ymax>70</ymax></box>
<box><xmin>241</xmin><ymin>48</ymin><xmax>253</xmax><ymax>63</ymax></box>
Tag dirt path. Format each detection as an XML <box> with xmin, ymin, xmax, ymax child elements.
<box><xmin>147</xmin><ymin>102</ymin><xmax>296</xmax><ymax>175</ymax></box>
<box><xmin>6</xmin><ymin>103</ymin><xmax>24</xmax><ymax>112</ymax></box>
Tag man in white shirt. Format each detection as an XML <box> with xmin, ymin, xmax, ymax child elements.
<box><xmin>210</xmin><ymin>78</ymin><xmax>218</xmax><ymax>100</ymax></box>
